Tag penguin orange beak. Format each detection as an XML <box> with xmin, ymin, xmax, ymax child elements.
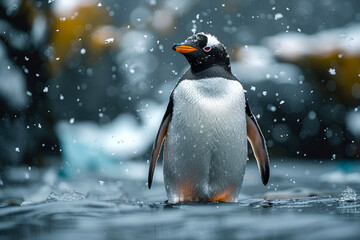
<box><xmin>172</xmin><ymin>44</ymin><xmax>198</xmax><ymax>53</ymax></box>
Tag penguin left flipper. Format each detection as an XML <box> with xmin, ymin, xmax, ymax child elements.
<box><xmin>245</xmin><ymin>100</ymin><xmax>270</xmax><ymax>186</ymax></box>
<box><xmin>148</xmin><ymin>98</ymin><xmax>173</xmax><ymax>189</ymax></box>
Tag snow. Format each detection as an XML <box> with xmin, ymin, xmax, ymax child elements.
<box><xmin>191</xmin><ymin>20</ymin><xmax>197</xmax><ymax>34</ymax></box>
<box><xmin>55</xmin><ymin>100</ymin><xmax>165</xmax><ymax>175</ymax></box>
<box><xmin>231</xmin><ymin>45</ymin><xmax>301</xmax><ymax>84</ymax></box>
<box><xmin>52</xmin><ymin>0</ymin><xmax>96</xmax><ymax>16</ymax></box>
<box><xmin>264</xmin><ymin>23</ymin><xmax>360</xmax><ymax>59</ymax></box>
<box><xmin>328</xmin><ymin>68</ymin><xmax>336</xmax><ymax>75</ymax></box>
<box><xmin>98</xmin><ymin>180</ymin><xmax>105</xmax><ymax>185</ymax></box>
<box><xmin>274</xmin><ymin>13</ymin><xmax>283</xmax><ymax>20</ymax></box>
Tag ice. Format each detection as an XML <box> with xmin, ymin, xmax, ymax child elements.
<box><xmin>47</xmin><ymin>191</ymin><xmax>86</xmax><ymax>202</ymax></box>
<box><xmin>69</xmin><ymin>118</ymin><xmax>75</xmax><ymax>124</ymax></box>
<box><xmin>339</xmin><ymin>186</ymin><xmax>357</xmax><ymax>202</ymax></box>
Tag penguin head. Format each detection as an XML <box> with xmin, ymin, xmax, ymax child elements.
<box><xmin>172</xmin><ymin>33</ymin><xmax>231</xmax><ymax>73</ymax></box>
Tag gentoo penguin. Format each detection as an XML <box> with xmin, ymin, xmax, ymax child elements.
<box><xmin>148</xmin><ymin>33</ymin><xmax>269</xmax><ymax>203</ymax></box>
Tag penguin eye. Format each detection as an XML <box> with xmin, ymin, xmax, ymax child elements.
<box><xmin>203</xmin><ymin>46</ymin><xmax>212</xmax><ymax>52</ymax></box>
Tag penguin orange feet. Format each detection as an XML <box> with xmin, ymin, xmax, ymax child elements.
<box><xmin>209</xmin><ymin>185</ymin><xmax>235</xmax><ymax>202</ymax></box>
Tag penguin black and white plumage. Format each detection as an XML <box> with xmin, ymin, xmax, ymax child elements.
<box><xmin>148</xmin><ymin>33</ymin><xmax>270</xmax><ymax>203</ymax></box>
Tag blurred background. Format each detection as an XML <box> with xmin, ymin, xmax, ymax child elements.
<box><xmin>1</xmin><ymin>0</ymin><xmax>359</xmax><ymax>174</ymax></box>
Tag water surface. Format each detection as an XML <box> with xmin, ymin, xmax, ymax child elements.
<box><xmin>1</xmin><ymin>159</ymin><xmax>360</xmax><ymax>240</ymax></box>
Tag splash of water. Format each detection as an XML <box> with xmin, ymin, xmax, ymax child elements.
<box><xmin>339</xmin><ymin>186</ymin><xmax>357</xmax><ymax>202</ymax></box>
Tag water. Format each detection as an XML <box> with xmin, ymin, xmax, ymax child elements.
<box><xmin>1</xmin><ymin>159</ymin><xmax>360</xmax><ymax>240</ymax></box>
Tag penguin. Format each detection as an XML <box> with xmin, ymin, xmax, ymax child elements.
<box><xmin>148</xmin><ymin>33</ymin><xmax>270</xmax><ymax>203</ymax></box>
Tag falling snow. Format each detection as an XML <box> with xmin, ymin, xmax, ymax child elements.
<box><xmin>274</xmin><ymin>13</ymin><xmax>283</xmax><ymax>20</ymax></box>
<box><xmin>104</xmin><ymin>38</ymin><xmax>114</xmax><ymax>44</ymax></box>
<box><xmin>328</xmin><ymin>68</ymin><xmax>336</xmax><ymax>75</ymax></box>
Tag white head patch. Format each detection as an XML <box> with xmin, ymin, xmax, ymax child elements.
<box><xmin>203</xmin><ymin>33</ymin><xmax>221</xmax><ymax>48</ymax></box>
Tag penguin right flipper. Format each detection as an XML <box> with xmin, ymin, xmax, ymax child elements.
<box><xmin>148</xmin><ymin>98</ymin><xmax>173</xmax><ymax>189</ymax></box>
<box><xmin>245</xmin><ymin>100</ymin><xmax>270</xmax><ymax>186</ymax></box>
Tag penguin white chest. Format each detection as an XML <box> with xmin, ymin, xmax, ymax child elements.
<box><xmin>164</xmin><ymin>77</ymin><xmax>248</xmax><ymax>203</ymax></box>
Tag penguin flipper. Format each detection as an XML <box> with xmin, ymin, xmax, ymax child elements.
<box><xmin>245</xmin><ymin>101</ymin><xmax>270</xmax><ymax>186</ymax></box>
<box><xmin>148</xmin><ymin>99</ymin><xmax>173</xmax><ymax>189</ymax></box>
